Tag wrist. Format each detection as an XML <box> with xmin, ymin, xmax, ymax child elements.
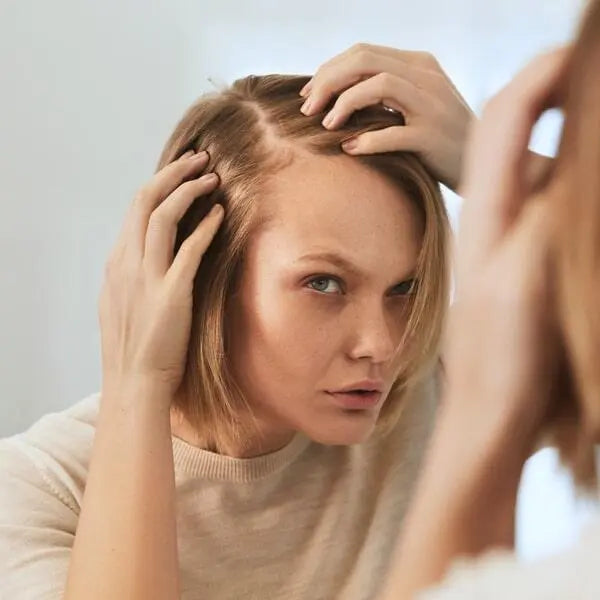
<box><xmin>435</xmin><ymin>393</ymin><xmax>531</xmax><ymax>494</ymax></box>
<box><xmin>101</xmin><ymin>373</ymin><xmax>175</xmax><ymax>413</ymax></box>
<box><xmin>424</xmin><ymin>404</ymin><xmax>525</xmax><ymax>547</ymax></box>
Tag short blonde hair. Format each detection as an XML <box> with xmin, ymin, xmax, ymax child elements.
<box><xmin>157</xmin><ymin>75</ymin><xmax>450</xmax><ymax>452</ymax></box>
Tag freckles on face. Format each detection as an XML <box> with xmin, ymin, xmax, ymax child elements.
<box><xmin>228</xmin><ymin>152</ymin><xmax>422</xmax><ymax>437</ymax></box>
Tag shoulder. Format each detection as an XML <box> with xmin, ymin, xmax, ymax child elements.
<box><xmin>0</xmin><ymin>392</ymin><xmax>101</xmax><ymax>514</ymax></box>
<box><xmin>0</xmin><ymin>395</ymin><xmax>100</xmax><ymax>598</ymax></box>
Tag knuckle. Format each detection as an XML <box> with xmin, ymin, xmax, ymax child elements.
<box><xmin>376</xmin><ymin>72</ymin><xmax>393</xmax><ymax>87</ymax></box>
<box><xmin>177</xmin><ymin>237</ymin><xmax>195</xmax><ymax>259</ymax></box>
<box><xmin>419</xmin><ymin>51</ymin><xmax>438</xmax><ymax>67</ymax></box>
<box><xmin>351</xmin><ymin>42</ymin><xmax>371</xmax><ymax>54</ymax></box>
<box><xmin>312</xmin><ymin>65</ymin><xmax>328</xmax><ymax>90</ymax></box>
<box><xmin>133</xmin><ymin>185</ymin><xmax>150</xmax><ymax>208</ymax></box>
<box><xmin>176</xmin><ymin>178</ymin><xmax>200</xmax><ymax>197</ymax></box>
<box><xmin>355</xmin><ymin>49</ymin><xmax>375</xmax><ymax>70</ymax></box>
<box><xmin>172</xmin><ymin>156</ymin><xmax>193</xmax><ymax>174</ymax></box>
<box><xmin>148</xmin><ymin>209</ymin><xmax>169</xmax><ymax>230</ymax></box>
<box><xmin>374</xmin><ymin>72</ymin><xmax>392</xmax><ymax>96</ymax></box>
<box><xmin>333</xmin><ymin>89</ymin><xmax>351</xmax><ymax>111</ymax></box>
<box><xmin>429</xmin><ymin>71</ymin><xmax>448</xmax><ymax>94</ymax></box>
<box><xmin>313</xmin><ymin>64</ymin><xmax>325</xmax><ymax>80</ymax></box>
<box><xmin>104</xmin><ymin>255</ymin><xmax>120</xmax><ymax>280</ymax></box>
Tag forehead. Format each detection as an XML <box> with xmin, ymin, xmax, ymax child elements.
<box><xmin>253</xmin><ymin>152</ymin><xmax>422</xmax><ymax>275</ymax></box>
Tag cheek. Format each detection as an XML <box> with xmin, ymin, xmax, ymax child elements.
<box><xmin>239</xmin><ymin>280</ymin><xmax>343</xmax><ymax>372</ymax></box>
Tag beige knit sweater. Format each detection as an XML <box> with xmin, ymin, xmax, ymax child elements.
<box><xmin>0</xmin><ymin>375</ymin><xmax>438</xmax><ymax>600</ymax></box>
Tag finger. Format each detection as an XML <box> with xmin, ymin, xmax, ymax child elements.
<box><xmin>300</xmin><ymin>43</ymin><xmax>408</xmax><ymax>96</ymax></box>
<box><xmin>321</xmin><ymin>72</ymin><xmax>428</xmax><ymax>129</ymax></box>
<box><xmin>143</xmin><ymin>173</ymin><xmax>219</xmax><ymax>277</ymax></box>
<box><xmin>300</xmin><ymin>44</ymin><xmax>376</xmax><ymax>97</ymax></box>
<box><xmin>301</xmin><ymin>51</ymin><xmax>428</xmax><ymax>117</ymax></box>
<box><xmin>301</xmin><ymin>43</ymin><xmax>443</xmax><ymax>97</ymax></box>
<box><xmin>121</xmin><ymin>151</ymin><xmax>211</xmax><ymax>264</ymax></box>
<box><xmin>342</xmin><ymin>125</ymin><xmax>425</xmax><ymax>155</ymax></box>
<box><xmin>299</xmin><ymin>79</ymin><xmax>313</xmax><ymax>97</ymax></box>
<box><xmin>167</xmin><ymin>204</ymin><xmax>225</xmax><ymax>287</ymax></box>
<box><xmin>117</xmin><ymin>150</ymin><xmax>199</xmax><ymax>247</ymax></box>
<box><xmin>458</xmin><ymin>47</ymin><xmax>568</xmax><ymax>280</ymax></box>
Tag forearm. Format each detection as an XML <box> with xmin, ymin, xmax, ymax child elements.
<box><xmin>65</xmin><ymin>378</ymin><xmax>180</xmax><ymax>600</ymax></box>
<box><xmin>381</xmin><ymin>399</ymin><xmax>529</xmax><ymax>600</ymax></box>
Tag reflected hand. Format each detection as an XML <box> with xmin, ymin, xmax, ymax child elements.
<box><xmin>300</xmin><ymin>43</ymin><xmax>474</xmax><ymax>191</ymax></box>
<box><xmin>446</xmin><ymin>47</ymin><xmax>569</xmax><ymax>444</ymax></box>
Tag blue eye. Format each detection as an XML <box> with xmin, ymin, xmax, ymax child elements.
<box><xmin>307</xmin><ymin>277</ymin><xmax>343</xmax><ymax>294</ymax></box>
<box><xmin>391</xmin><ymin>279</ymin><xmax>417</xmax><ymax>296</ymax></box>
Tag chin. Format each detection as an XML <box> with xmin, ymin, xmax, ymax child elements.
<box><xmin>302</xmin><ymin>410</ymin><xmax>380</xmax><ymax>446</ymax></box>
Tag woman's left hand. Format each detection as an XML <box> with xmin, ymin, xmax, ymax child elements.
<box><xmin>299</xmin><ymin>43</ymin><xmax>475</xmax><ymax>191</ymax></box>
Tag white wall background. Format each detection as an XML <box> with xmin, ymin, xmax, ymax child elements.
<box><xmin>1</xmin><ymin>0</ymin><xmax>595</xmax><ymax>561</ymax></box>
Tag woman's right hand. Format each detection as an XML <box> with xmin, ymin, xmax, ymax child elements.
<box><xmin>99</xmin><ymin>150</ymin><xmax>223</xmax><ymax>400</ymax></box>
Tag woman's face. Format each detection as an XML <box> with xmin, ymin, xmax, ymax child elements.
<box><xmin>228</xmin><ymin>151</ymin><xmax>423</xmax><ymax>448</ymax></box>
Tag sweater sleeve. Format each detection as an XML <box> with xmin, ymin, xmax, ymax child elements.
<box><xmin>417</xmin><ymin>520</ymin><xmax>600</xmax><ymax>600</ymax></box>
<box><xmin>0</xmin><ymin>439</ymin><xmax>78</xmax><ymax>600</ymax></box>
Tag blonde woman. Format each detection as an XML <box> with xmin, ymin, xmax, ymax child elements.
<box><xmin>0</xmin><ymin>27</ymin><xmax>566</xmax><ymax>600</ymax></box>
<box><xmin>0</xmin><ymin>56</ymin><xmax>473</xmax><ymax>598</ymax></box>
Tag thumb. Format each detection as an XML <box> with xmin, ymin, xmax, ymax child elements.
<box><xmin>342</xmin><ymin>126</ymin><xmax>424</xmax><ymax>155</ymax></box>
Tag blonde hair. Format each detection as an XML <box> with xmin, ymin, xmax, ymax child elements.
<box><xmin>156</xmin><ymin>75</ymin><xmax>450</xmax><ymax>452</ymax></box>
<box><xmin>547</xmin><ymin>0</ymin><xmax>600</xmax><ymax>489</ymax></box>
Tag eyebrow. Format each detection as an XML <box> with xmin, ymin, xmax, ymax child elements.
<box><xmin>296</xmin><ymin>252</ymin><xmax>416</xmax><ymax>283</ymax></box>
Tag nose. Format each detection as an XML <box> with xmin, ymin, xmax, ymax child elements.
<box><xmin>346</xmin><ymin>300</ymin><xmax>399</xmax><ymax>365</ymax></box>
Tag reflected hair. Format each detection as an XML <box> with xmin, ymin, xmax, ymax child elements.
<box><xmin>156</xmin><ymin>74</ymin><xmax>450</xmax><ymax>453</ymax></box>
<box><xmin>546</xmin><ymin>0</ymin><xmax>600</xmax><ymax>490</ymax></box>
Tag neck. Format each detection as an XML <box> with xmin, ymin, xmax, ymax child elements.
<box><xmin>169</xmin><ymin>408</ymin><xmax>296</xmax><ymax>458</ymax></box>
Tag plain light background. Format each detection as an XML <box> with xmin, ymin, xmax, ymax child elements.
<box><xmin>1</xmin><ymin>0</ymin><xmax>595</xmax><ymax>561</ymax></box>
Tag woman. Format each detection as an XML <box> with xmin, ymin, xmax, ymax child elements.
<box><xmin>0</xmin><ymin>59</ymin><xmax>471</xmax><ymax>598</ymax></box>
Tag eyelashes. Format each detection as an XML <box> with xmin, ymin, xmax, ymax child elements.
<box><xmin>304</xmin><ymin>275</ymin><xmax>417</xmax><ymax>297</ymax></box>
<box><xmin>391</xmin><ymin>278</ymin><xmax>418</xmax><ymax>296</ymax></box>
<box><xmin>306</xmin><ymin>276</ymin><xmax>343</xmax><ymax>294</ymax></box>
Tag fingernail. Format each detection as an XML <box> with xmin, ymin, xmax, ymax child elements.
<box><xmin>300</xmin><ymin>98</ymin><xmax>312</xmax><ymax>115</ymax></box>
<box><xmin>322</xmin><ymin>112</ymin><xmax>335</xmax><ymax>128</ymax></box>
<box><xmin>342</xmin><ymin>138</ymin><xmax>358</xmax><ymax>152</ymax></box>
<box><xmin>191</xmin><ymin>150</ymin><xmax>209</xmax><ymax>160</ymax></box>
<box><xmin>211</xmin><ymin>203</ymin><xmax>224</xmax><ymax>215</ymax></box>
<box><xmin>182</xmin><ymin>150</ymin><xmax>195</xmax><ymax>158</ymax></box>
<box><xmin>201</xmin><ymin>172</ymin><xmax>219</xmax><ymax>183</ymax></box>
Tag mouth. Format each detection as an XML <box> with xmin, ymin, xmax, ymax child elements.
<box><xmin>325</xmin><ymin>389</ymin><xmax>383</xmax><ymax>410</ymax></box>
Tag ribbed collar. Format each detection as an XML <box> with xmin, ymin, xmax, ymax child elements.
<box><xmin>171</xmin><ymin>432</ymin><xmax>311</xmax><ymax>482</ymax></box>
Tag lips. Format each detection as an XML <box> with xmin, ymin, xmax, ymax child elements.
<box><xmin>326</xmin><ymin>390</ymin><xmax>383</xmax><ymax>410</ymax></box>
<box><xmin>333</xmin><ymin>379</ymin><xmax>384</xmax><ymax>394</ymax></box>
